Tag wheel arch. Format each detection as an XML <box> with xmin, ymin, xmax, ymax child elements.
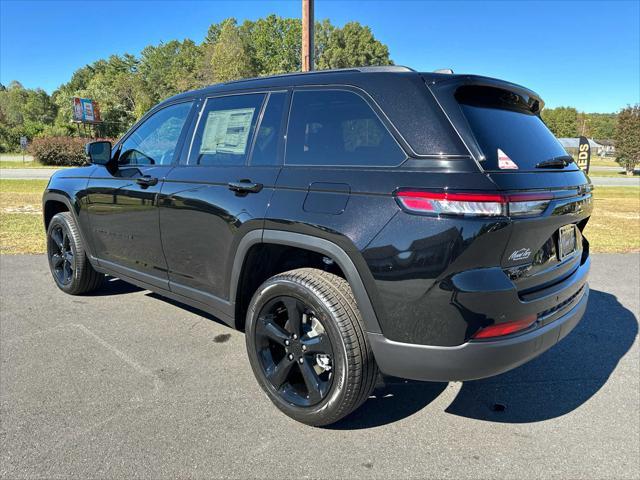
<box><xmin>43</xmin><ymin>194</ymin><xmax>71</xmax><ymax>229</ymax></box>
<box><xmin>230</xmin><ymin>229</ymin><xmax>382</xmax><ymax>334</ymax></box>
<box><xmin>43</xmin><ymin>191</ymin><xmax>95</xmax><ymax>260</ymax></box>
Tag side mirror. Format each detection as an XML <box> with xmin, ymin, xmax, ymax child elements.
<box><xmin>85</xmin><ymin>141</ymin><xmax>112</xmax><ymax>165</ymax></box>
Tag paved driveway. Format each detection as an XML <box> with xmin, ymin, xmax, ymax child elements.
<box><xmin>588</xmin><ymin>176</ymin><xmax>640</xmax><ymax>187</ymax></box>
<box><xmin>0</xmin><ymin>254</ymin><xmax>638</xmax><ymax>479</ymax></box>
<box><xmin>0</xmin><ymin>168</ymin><xmax>61</xmax><ymax>180</ymax></box>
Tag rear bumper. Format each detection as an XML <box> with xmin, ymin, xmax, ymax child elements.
<box><xmin>368</xmin><ymin>283</ymin><xmax>589</xmax><ymax>382</ymax></box>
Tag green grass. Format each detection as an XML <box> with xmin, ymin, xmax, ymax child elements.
<box><xmin>0</xmin><ymin>179</ymin><xmax>48</xmax><ymax>254</ymax></box>
<box><xmin>584</xmin><ymin>187</ymin><xmax>640</xmax><ymax>253</ymax></box>
<box><xmin>0</xmin><ymin>153</ymin><xmax>68</xmax><ymax>169</ymax></box>
<box><xmin>0</xmin><ymin>179</ymin><xmax>638</xmax><ymax>255</ymax></box>
<box><xmin>586</xmin><ymin>153</ymin><xmax>638</xmax><ymax>176</ymax></box>
<box><xmin>0</xmin><ymin>160</ymin><xmax>56</xmax><ymax>169</ymax></box>
<box><xmin>589</xmin><ymin>157</ymin><xmax>618</xmax><ymax>168</ymax></box>
<box><xmin>568</xmin><ymin>155</ymin><xmax>638</xmax><ymax>176</ymax></box>
<box><xmin>588</xmin><ymin>169</ymin><xmax>639</xmax><ymax>178</ymax></box>
<box><xmin>591</xmin><ymin>171</ymin><xmax>639</xmax><ymax>178</ymax></box>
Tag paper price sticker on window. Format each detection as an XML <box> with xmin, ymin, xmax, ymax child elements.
<box><xmin>497</xmin><ymin>148</ymin><xmax>518</xmax><ymax>170</ymax></box>
<box><xmin>200</xmin><ymin>108</ymin><xmax>255</xmax><ymax>155</ymax></box>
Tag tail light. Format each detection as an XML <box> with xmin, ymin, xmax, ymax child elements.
<box><xmin>472</xmin><ymin>314</ymin><xmax>537</xmax><ymax>339</ymax></box>
<box><xmin>395</xmin><ymin>190</ymin><xmax>553</xmax><ymax>217</ymax></box>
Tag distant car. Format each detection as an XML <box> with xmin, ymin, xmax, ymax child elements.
<box><xmin>43</xmin><ymin>66</ymin><xmax>592</xmax><ymax>426</ymax></box>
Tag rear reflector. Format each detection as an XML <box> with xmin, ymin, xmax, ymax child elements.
<box><xmin>395</xmin><ymin>190</ymin><xmax>553</xmax><ymax>217</ymax></box>
<box><xmin>472</xmin><ymin>314</ymin><xmax>537</xmax><ymax>339</ymax></box>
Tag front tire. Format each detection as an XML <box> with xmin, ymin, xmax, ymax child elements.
<box><xmin>245</xmin><ymin>268</ymin><xmax>378</xmax><ymax>426</ymax></box>
<box><xmin>47</xmin><ymin>211</ymin><xmax>103</xmax><ymax>295</ymax></box>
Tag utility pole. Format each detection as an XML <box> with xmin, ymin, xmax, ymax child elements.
<box><xmin>302</xmin><ymin>0</ymin><xmax>314</xmax><ymax>71</ymax></box>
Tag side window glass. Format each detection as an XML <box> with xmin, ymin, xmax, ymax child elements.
<box><xmin>190</xmin><ymin>93</ymin><xmax>265</xmax><ymax>166</ymax></box>
<box><xmin>285</xmin><ymin>90</ymin><xmax>405</xmax><ymax>167</ymax></box>
<box><xmin>250</xmin><ymin>92</ymin><xmax>287</xmax><ymax>166</ymax></box>
<box><xmin>119</xmin><ymin>101</ymin><xmax>193</xmax><ymax>166</ymax></box>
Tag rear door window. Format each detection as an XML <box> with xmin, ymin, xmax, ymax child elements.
<box><xmin>189</xmin><ymin>93</ymin><xmax>265</xmax><ymax>166</ymax></box>
<box><xmin>456</xmin><ymin>86</ymin><xmax>575</xmax><ymax>171</ymax></box>
<box><xmin>250</xmin><ymin>92</ymin><xmax>287</xmax><ymax>166</ymax></box>
<box><xmin>285</xmin><ymin>89</ymin><xmax>406</xmax><ymax>167</ymax></box>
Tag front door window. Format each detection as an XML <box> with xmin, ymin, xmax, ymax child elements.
<box><xmin>119</xmin><ymin>101</ymin><xmax>193</xmax><ymax>166</ymax></box>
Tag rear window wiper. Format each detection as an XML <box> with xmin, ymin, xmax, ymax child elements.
<box><xmin>535</xmin><ymin>155</ymin><xmax>574</xmax><ymax>169</ymax></box>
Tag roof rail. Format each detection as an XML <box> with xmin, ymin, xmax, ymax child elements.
<box><xmin>354</xmin><ymin>65</ymin><xmax>416</xmax><ymax>73</ymax></box>
<box><xmin>220</xmin><ymin>65</ymin><xmax>416</xmax><ymax>86</ymax></box>
<box><xmin>433</xmin><ymin>68</ymin><xmax>455</xmax><ymax>74</ymax></box>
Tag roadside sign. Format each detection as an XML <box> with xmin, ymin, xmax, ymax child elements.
<box><xmin>72</xmin><ymin>97</ymin><xmax>102</xmax><ymax>123</ymax></box>
<box><xmin>577</xmin><ymin>136</ymin><xmax>591</xmax><ymax>174</ymax></box>
<box><xmin>19</xmin><ymin>136</ymin><xmax>28</xmax><ymax>163</ymax></box>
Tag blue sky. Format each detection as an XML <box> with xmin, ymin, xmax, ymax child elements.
<box><xmin>1</xmin><ymin>0</ymin><xmax>638</xmax><ymax>112</ymax></box>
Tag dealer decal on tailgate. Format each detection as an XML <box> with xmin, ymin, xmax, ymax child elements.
<box><xmin>498</xmin><ymin>148</ymin><xmax>518</xmax><ymax>170</ymax></box>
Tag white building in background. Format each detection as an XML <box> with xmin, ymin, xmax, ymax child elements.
<box><xmin>558</xmin><ymin>138</ymin><xmax>615</xmax><ymax>157</ymax></box>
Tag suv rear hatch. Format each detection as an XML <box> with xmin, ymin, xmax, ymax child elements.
<box><xmin>426</xmin><ymin>75</ymin><xmax>593</xmax><ymax>294</ymax></box>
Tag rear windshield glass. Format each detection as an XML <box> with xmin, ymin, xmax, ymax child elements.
<box><xmin>456</xmin><ymin>86</ymin><xmax>574</xmax><ymax>171</ymax></box>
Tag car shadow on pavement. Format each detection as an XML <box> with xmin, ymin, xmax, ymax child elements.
<box><xmin>445</xmin><ymin>289</ymin><xmax>637</xmax><ymax>423</ymax></box>
<box><xmin>87</xmin><ymin>280</ymin><xmax>637</xmax><ymax>429</ymax></box>
<box><xmin>332</xmin><ymin>289</ymin><xmax>637</xmax><ymax>429</ymax></box>
<box><xmin>145</xmin><ymin>292</ymin><xmax>235</xmax><ymax>330</ymax></box>
<box><xmin>84</xmin><ymin>277</ymin><xmax>143</xmax><ymax>296</ymax></box>
<box><xmin>328</xmin><ymin>378</ymin><xmax>448</xmax><ymax>429</ymax></box>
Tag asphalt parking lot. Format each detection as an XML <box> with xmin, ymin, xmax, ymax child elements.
<box><xmin>1</xmin><ymin>254</ymin><xmax>638</xmax><ymax>479</ymax></box>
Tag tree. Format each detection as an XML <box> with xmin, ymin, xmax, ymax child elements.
<box><xmin>615</xmin><ymin>104</ymin><xmax>640</xmax><ymax>175</ymax></box>
<box><xmin>208</xmin><ymin>19</ymin><xmax>256</xmax><ymax>83</ymax></box>
<box><xmin>316</xmin><ymin>21</ymin><xmax>392</xmax><ymax>69</ymax></box>
<box><xmin>23</xmin><ymin>88</ymin><xmax>57</xmax><ymax>124</ymax></box>
<box><xmin>0</xmin><ymin>81</ymin><xmax>58</xmax><ymax>150</ymax></box>
<box><xmin>53</xmin><ymin>54</ymin><xmax>142</xmax><ymax>137</ymax></box>
<box><xmin>240</xmin><ymin>15</ymin><xmax>301</xmax><ymax>75</ymax></box>
<box><xmin>585</xmin><ymin>113</ymin><xmax>617</xmax><ymax>141</ymax></box>
<box><xmin>2</xmin><ymin>14</ymin><xmax>395</xmax><ymax>140</ymax></box>
<box><xmin>52</xmin><ymin>63</ymin><xmax>102</xmax><ymax>134</ymax></box>
<box><xmin>314</xmin><ymin>19</ymin><xmax>334</xmax><ymax>66</ymax></box>
<box><xmin>541</xmin><ymin>107</ymin><xmax>578</xmax><ymax>138</ymax></box>
<box><xmin>139</xmin><ymin>40</ymin><xmax>202</xmax><ymax>105</ymax></box>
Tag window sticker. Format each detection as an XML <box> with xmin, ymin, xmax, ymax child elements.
<box><xmin>497</xmin><ymin>148</ymin><xmax>518</xmax><ymax>169</ymax></box>
<box><xmin>200</xmin><ymin>108</ymin><xmax>255</xmax><ymax>155</ymax></box>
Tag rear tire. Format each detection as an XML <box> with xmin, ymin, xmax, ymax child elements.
<box><xmin>245</xmin><ymin>268</ymin><xmax>378</xmax><ymax>426</ymax></box>
<box><xmin>46</xmin><ymin>211</ymin><xmax>103</xmax><ymax>295</ymax></box>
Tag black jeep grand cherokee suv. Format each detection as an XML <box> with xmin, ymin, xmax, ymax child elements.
<box><xmin>43</xmin><ymin>66</ymin><xmax>592</xmax><ymax>426</ymax></box>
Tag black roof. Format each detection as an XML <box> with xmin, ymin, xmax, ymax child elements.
<box><xmin>163</xmin><ymin>66</ymin><xmax>464</xmax><ymax>103</ymax></box>
<box><xmin>154</xmin><ymin>65</ymin><xmax>542</xmax><ymax>159</ymax></box>
<box><xmin>161</xmin><ymin>65</ymin><xmax>540</xmax><ymax>108</ymax></box>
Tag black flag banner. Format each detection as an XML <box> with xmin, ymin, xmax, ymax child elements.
<box><xmin>577</xmin><ymin>136</ymin><xmax>591</xmax><ymax>174</ymax></box>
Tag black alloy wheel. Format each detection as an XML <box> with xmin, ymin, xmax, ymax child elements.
<box><xmin>255</xmin><ymin>295</ymin><xmax>335</xmax><ymax>407</ymax></box>
<box><xmin>245</xmin><ymin>268</ymin><xmax>378</xmax><ymax>426</ymax></box>
<box><xmin>46</xmin><ymin>211</ymin><xmax>104</xmax><ymax>295</ymax></box>
<box><xmin>48</xmin><ymin>223</ymin><xmax>74</xmax><ymax>285</ymax></box>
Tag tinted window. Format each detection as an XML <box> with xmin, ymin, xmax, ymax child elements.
<box><xmin>250</xmin><ymin>92</ymin><xmax>287</xmax><ymax>166</ymax></box>
<box><xmin>119</xmin><ymin>101</ymin><xmax>192</xmax><ymax>166</ymax></box>
<box><xmin>456</xmin><ymin>86</ymin><xmax>574</xmax><ymax>171</ymax></box>
<box><xmin>190</xmin><ymin>93</ymin><xmax>265</xmax><ymax>166</ymax></box>
<box><xmin>286</xmin><ymin>90</ymin><xmax>405</xmax><ymax>167</ymax></box>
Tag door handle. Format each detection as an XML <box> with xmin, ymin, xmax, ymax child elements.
<box><xmin>228</xmin><ymin>180</ymin><xmax>263</xmax><ymax>194</ymax></box>
<box><xmin>136</xmin><ymin>175</ymin><xmax>159</xmax><ymax>187</ymax></box>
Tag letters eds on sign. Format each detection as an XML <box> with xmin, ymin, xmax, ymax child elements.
<box><xmin>577</xmin><ymin>136</ymin><xmax>591</xmax><ymax>174</ymax></box>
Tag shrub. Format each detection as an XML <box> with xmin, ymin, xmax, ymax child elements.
<box><xmin>28</xmin><ymin>136</ymin><xmax>114</xmax><ymax>166</ymax></box>
<box><xmin>615</xmin><ymin>104</ymin><xmax>640</xmax><ymax>175</ymax></box>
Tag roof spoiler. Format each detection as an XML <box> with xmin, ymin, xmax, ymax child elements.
<box><xmin>426</xmin><ymin>74</ymin><xmax>545</xmax><ymax>113</ymax></box>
